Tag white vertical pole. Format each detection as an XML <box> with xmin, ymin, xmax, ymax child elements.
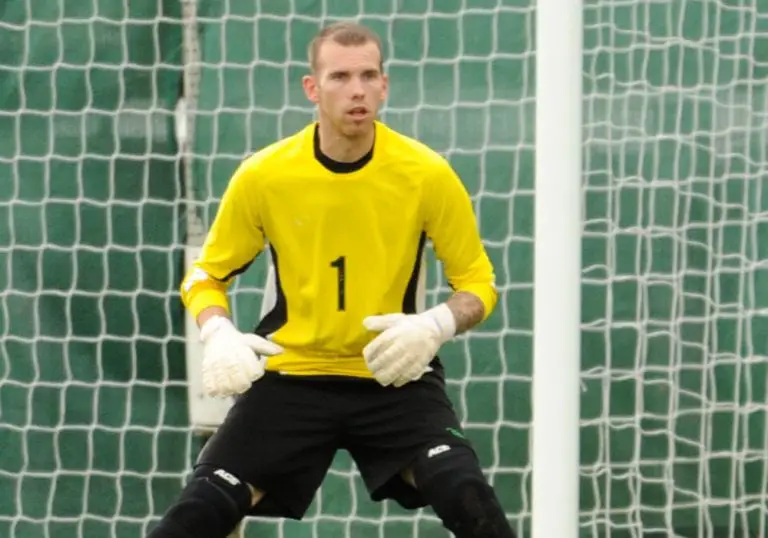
<box><xmin>180</xmin><ymin>0</ymin><xmax>205</xmax><ymax>240</ymax></box>
<box><xmin>532</xmin><ymin>0</ymin><xmax>583</xmax><ymax>534</ymax></box>
<box><xmin>179</xmin><ymin>4</ymin><xmax>243</xmax><ymax>538</ymax></box>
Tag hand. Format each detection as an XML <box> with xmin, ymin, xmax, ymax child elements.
<box><xmin>362</xmin><ymin>304</ymin><xmax>456</xmax><ymax>387</ymax></box>
<box><xmin>199</xmin><ymin>316</ymin><xmax>284</xmax><ymax>398</ymax></box>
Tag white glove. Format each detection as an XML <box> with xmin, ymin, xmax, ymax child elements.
<box><xmin>199</xmin><ymin>315</ymin><xmax>284</xmax><ymax>398</ymax></box>
<box><xmin>362</xmin><ymin>304</ymin><xmax>456</xmax><ymax>387</ymax></box>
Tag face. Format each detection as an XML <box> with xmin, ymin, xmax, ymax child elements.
<box><xmin>303</xmin><ymin>40</ymin><xmax>388</xmax><ymax>139</ymax></box>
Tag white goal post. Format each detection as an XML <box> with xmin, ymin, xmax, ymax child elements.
<box><xmin>532</xmin><ymin>0</ymin><xmax>583</xmax><ymax>537</ymax></box>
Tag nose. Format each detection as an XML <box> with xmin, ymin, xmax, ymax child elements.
<box><xmin>350</xmin><ymin>76</ymin><xmax>365</xmax><ymax>100</ymax></box>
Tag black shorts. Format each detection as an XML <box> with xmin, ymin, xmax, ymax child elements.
<box><xmin>194</xmin><ymin>368</ymin><xmax>473</xmax><ymax>520</ymax></box>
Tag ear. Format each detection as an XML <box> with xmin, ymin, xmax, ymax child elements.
<box><xmin>380</xmin><ymin>72</ymin><xmax>389</xmax><ymax>102</ymax></box>
<box><xmin>302</xmin><ymin>74</ymin><xmax>319</xmax><ymax>104</ymax></box>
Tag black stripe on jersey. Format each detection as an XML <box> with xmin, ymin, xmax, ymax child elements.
<box><xmin>216</xmin><ymin>260</ymin><xmax>255</xmax><ymax>283</ymax></box>
<box><xmin>401</xmin><ymin>231</ymin><xmax>427</xmax><ymax>314</ymax></box>
<box><xmin>403</xmin><ymin>233</ymin><xmax>447</xmax><ymax>388</ymax></box>
<box><xmin>313</xmin><ymin>124</ymin><xmax>374</xmax><ymax>174</ymax></box>
<box><xmin>254</xmin><ymin>245</ymin><xmax>288</xmax><ymax>337</ymax></box>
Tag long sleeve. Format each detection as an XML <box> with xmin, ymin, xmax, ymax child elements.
<box><xmin>423</xmin><ymin>159</ymin><xmax>497</xmax><ymax>321</ymax></box>
<box><xmin>180</xmin><ymin>159</ymin><xmax>266</xmax><ymax>319</ymax></box>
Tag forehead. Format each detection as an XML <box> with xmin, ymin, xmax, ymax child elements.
<box><xmin>315</xmin><ymin>40</ymin><xmax>382</xmax><ymax>72</ymax></box>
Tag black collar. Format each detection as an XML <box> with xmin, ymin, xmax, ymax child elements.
<box><xmin>313</xmin><ymin>124</ymin><xmax>374</xmax><ymax>174</ymax></box>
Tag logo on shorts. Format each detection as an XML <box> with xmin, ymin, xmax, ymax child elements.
<box><xmin>214</xmin><ymin>469</ymin><xmax>240</xmax><ymax>486</ymax></box>
<box><xmin>427</xmin><ymin>444</ymin><xmax>451</xmax><ymax>458</ymax></box>
<box><xmin>446</xmin><ymin>427</ymin><xmax>466</xmax><ymax>439</ymax></box>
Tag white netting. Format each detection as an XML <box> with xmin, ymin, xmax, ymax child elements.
<box><xmin>579</xmin><ymin>1</ymin><xmax>768</xmax><ymax>536</ymax></box>
<box><xmin>2</xmin><ymin>0</ymin><xmax>768</xmax><ymax>537</ymax></box>
<box><xmin>0</xmin><ymin>2</ymin><xmax>192</xmax><ymax>538</ymax></box>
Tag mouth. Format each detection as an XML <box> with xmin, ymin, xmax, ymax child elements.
<box><xmin>348</xmin><ymin>106</ymin><xmax>369</xmax><ymax>119</ymax></box>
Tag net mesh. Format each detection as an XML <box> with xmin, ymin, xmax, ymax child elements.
<box><xmin>1</xmin><ymin>0</ymin><xmax>768</xmax><ymax>537</ymax></box>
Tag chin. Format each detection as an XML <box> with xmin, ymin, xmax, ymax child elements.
<box><xmin>341</xmin><ymin>118</ymin><xmax>375</xmax><ymax>138</ymax></box>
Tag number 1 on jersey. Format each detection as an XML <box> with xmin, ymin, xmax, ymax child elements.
<box><xmin>330</xmin><ymin>255</ymin><xmax>346</xmax><ymax>311</ymax></box>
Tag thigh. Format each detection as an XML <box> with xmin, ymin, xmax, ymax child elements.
<box><xmin>196</xmin><ymin>373</ymin><xmax>342</xmax><ymax>520</ymax></box>
<box><xmin>342</xmin><ymin>376</ymin><xmax>473</xmax><ymax>508</ymax></box>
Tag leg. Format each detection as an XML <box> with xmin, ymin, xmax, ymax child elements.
<box><xmin>145</xmin><ymin>373</ymin><xmax>341</xmax><ymax>537</ymax></box>
<box><xmin>145</xmin><ymin>465</ymin><xmax>254</xmax><ymax>538</ymax></box>
<box><xmin>198</xmin><ymin>432</ymin><xmax>262</xmax><ymax>538</ymax></box>
<box><xmin>407</xmin><ymin>443</ymin><xmax>516</xmax><ymax>538</ymax></box>
<box><xmin>343</xmin><ymin>372</ymin><xmax>516</xmax><ymax>537</ymax></box>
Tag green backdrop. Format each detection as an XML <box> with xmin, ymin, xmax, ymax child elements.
<box><xmin>2</xmin><ymin>0</ymin><xmax>767</xmax><ymax>537</ymax></box>
<box><xmin>0</xmin><ymin>2</ymin><xmax>188</xmax><ymax>538</ymax></box>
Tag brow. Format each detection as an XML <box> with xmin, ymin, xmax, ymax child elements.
<box><xmin>326</xmin><ymin>68</ymin><xmax>380</xmax><ymax>77</ymax></box>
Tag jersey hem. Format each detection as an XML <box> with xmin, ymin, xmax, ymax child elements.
<box><xmin>264</xmin><ymin>353</ymin><xmax>375</xmax><ymax>378</ymax></box>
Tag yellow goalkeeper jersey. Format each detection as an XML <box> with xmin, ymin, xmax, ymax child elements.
<box><xmin>181</xmin><ymin>121</ymin><xmax>497</xmax><ymax>378</ymax></box>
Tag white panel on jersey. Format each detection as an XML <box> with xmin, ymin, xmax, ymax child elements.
<box><xmin>415</xmin><ymin>255</ymin><xmax>427</xmax><ymax>314</ymax></box>
<box><xmin>260</xmin><ymin>252</ymin><xmax>278</xmax><ymax>320</ymax></box>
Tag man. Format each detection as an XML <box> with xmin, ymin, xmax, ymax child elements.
<box><xmin>148</xmin><ymin>21</ymin><xmax>516</xmax><ymax>538</ymax></box>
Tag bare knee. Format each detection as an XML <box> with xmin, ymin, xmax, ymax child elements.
<box><xmin>400</xmin><ymin>465</ymin><xmax>417</xmax><ymax>489</ymax></box>
<box><xmin>247</xmin><ymin>483</ymin><xmax>265</xmax><ymax>506</ymax></box>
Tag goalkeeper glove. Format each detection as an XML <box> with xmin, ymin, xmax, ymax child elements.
<box><xmin>362</xmin><ymin>304</ymin><xmax>456</xmax><ymax>387</ymax></box>
<box><xmin>199</xmin><ymin>315</ymin><xmax>284</xmax><ymax>398</ymax></box>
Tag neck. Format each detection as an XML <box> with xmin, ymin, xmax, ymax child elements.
<box><xmin>317</xmin><ymin>120</ymin><xmax>375</xmax><ymax>163</ymax></box>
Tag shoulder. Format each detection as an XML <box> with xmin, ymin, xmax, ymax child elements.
<box><xmin>376</xmin><ymin>122</ymin><xmax>456</xmax><ymax>187</ymax></box>
<box><xmin>377</xmin><ymin>124</ymin><xmax>471</xmax><ymax>203</ymax></box>
<box><xmin>233</xmin><ymin>124</ymin><xmax>314</xmax><ymax>183</ymax></box>
<box><xmin>377</xmin><ymin>122</ymin><xmax>449</xmax><ymax>171</ymax></box>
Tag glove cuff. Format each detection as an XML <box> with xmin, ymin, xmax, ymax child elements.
<box><xmin>421</xmin><ymin>303</ymin><xmax>457</xmax><ymax>343</ymax></box>
<box><xmin>199</xmin><ymin>315</ymin><xmax>233</xmax><ymax>343</ymax></box>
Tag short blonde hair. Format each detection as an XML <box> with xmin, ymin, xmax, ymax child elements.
<box><xmin>307</xmin><ymin>22</ymin><xmax>384</xmax><ymax>72</ymax></box>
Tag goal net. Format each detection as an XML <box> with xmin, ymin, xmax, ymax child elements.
<box><xmin>2</xmin><ymin>0</ymin><xmax>767</xmax><ymax>537</ymax></box>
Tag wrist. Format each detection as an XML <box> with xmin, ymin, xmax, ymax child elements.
<box><xmin>199</xmin><ymin>315</ymin><xmax>233</xmax><ymax>343</ymax></box>
<box><xmin>420</xmin><ymin>303</ymin><xmax>457</xmax><ymax>342</ymax></box>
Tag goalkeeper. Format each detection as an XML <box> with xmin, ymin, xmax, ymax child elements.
<box><xmin>148</xmin><ymin>21</ymin><xmax>516</xmax><ymax>538</ymax></box>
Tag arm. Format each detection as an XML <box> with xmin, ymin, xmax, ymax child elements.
<box><xmin>197</xmin><ymin>306</ymin><xmax>229</xmax><ymax>328</ymax></box>
<box><xmin>362</xmin><ymin>159</ymin><xmax>496</xmax><ymax>387</ymax></box>
<box><xmin>180</xmin><ymin>158</ymin><xmax>266</xmax><ymax>327</ymax></box>
<box><xmin>180</xmin><ymin>159</ymin><xmax>283</xmax><ymax>398</ymax></box>
<box><xmin>445</xmin><ymin>291</ymin><xmax>487</xmax><ymax>335</ymax></box>
<box><xmin>424</xmin><ymin>159</ymin><xmax>497</xmax><ymax>334</ymax></box>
